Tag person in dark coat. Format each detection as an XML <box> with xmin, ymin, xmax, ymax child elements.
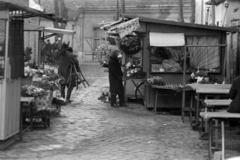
<box><xmin>58</xmin><ymin>47</ymin><xmax>80</xmax><ymax>103</ymax></box>
<box><xmin>227</xmin><ymin>76</ymin><xmax>240</xmax><ymax>127</ymax></box>
<box><xmin>228</xmin><ymin>76</ymin><xmax>240</xmax><ymax>113</ymax></box>
<box><xmin>108</xmin><ymin>50</ymin><xmax>127</xmax><ymax>107</ymax></box>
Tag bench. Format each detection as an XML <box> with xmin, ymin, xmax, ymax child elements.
<box><xmin>202</xmin><ymin>99</ymin><xmax>232</xmax><ymax>112</ymax></box>
<box><xmin>200</xmin><ymin>111</ymin><xmax>240</xmax><ymax>160</ymax></box>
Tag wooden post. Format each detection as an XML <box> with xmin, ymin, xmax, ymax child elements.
<box><xmin>182</xmin><ymin>45</ymin><xmax>187</xmax><ymax>122</ymax></box>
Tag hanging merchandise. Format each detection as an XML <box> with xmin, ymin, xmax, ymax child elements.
<box><xmin>116</xmin><ymin>36</ymin><xmax>142</xmax><ymax>55</ymax></box>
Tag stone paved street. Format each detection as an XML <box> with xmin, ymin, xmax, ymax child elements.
<box><xmin>0</xmin><ymin>63</ymin><xmax>240</xmax><ymax>160</ymax></box>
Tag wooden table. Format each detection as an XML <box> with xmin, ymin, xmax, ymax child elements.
<box><xmin>200</xmin><ymin>111</ymin><xmax>240</xmax><ymax>160</ymax></box>
<box><xmin>188</xmin><ymin>84</ymin><xmax>231</xmax><ymax>123</ymax></box>
<box><xmin>20</xmin><ymin>97</ymin><xmax>35</xmax><ymax>140</ymax></box>
<box><xmin>151</xmin><ymin>85</ymin><xmax>191</xmax><ymax>113</ymax></box>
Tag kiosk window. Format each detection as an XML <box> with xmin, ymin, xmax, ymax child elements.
<box><xmin>150</xmin><ymin>35</ymin><xmax>221</xmax><ymax>73</ymax></box>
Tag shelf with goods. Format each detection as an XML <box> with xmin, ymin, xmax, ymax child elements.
<box><xmin>21</xmin><ymin>64</ymin><xmax>64</xmax><ymax>128</ymax></box>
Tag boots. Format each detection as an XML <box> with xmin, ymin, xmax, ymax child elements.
<box><xmin>66</xmin><ymin>87</ymin><xmax>73</xmax><ymax>103</ymax></box>
<box><xmin>60</xmin><ymin>85</ymin><xmax>65</xmax><ymax>98</ymax></box>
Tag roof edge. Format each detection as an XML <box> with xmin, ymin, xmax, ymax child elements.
<box><xmin>121</xmin><ymin>14</ymin><xmax>239</xmax><ymax>33</ymax></box>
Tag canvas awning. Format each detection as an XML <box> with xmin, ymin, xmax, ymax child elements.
<box><xmin>149</xmin><ymin>32</ymin><xmax>185</xmax><ymax>47</ymax></box>
<box><xmin>24</xmin><ymin>23</ymin><xmax>75</xmax><ymax>34</ymax></box>
<box><xmin>24</xmin><ymin>23</ymin><xmax>44</xmax><ymax>31</ymax></box>
<box><xmin>44</xmin><ymin>27</ymin><xmax>76</xmax><ymax>35</ymax></box>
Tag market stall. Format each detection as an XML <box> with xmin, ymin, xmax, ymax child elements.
<box><xmin>24</xmin><ymin>23</ymin><xmax>76</xmax><ymax>66</ymax></box>
<box><xmin>101</xmin><ymin>14</ymin><xmax>238</xmax><ymax>111</ymax></box>
<box><xmin>0</xmin><ymin>1</ymin><xmax>67</xmax><ymax>141</ymax></box>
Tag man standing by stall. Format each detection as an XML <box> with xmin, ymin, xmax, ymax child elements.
<box><xmin>58</xmin><ymin>47</ymin><xmax>80</xmax><ymax>103</ymax></box>
<box><xmin>108</xmin><ymin>50</ymin><xmax>128</xmax><ymax>107</ymax></box>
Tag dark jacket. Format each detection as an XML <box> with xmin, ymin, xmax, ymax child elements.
<box><xmin>108</xmin><ymin>51</ymin><xmax>124</xmax><ymax>94</ymax></box>
<box><xmin>228</xmin><ymin>76</ymin><xmax>240</xmax><ymax>113</ymax></box>
<box><xmin>58</xmin><ymin>51</ymin><xmax>80</xmax><ymax>86</ymax></box>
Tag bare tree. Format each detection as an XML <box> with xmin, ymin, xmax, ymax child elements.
<box><xmin>178</xmin><ymin>0</ymin><xmax>184</xmax><ymax>22</ymax></box>
<box><xmin>121</xmin><ymin>0</ymin><xmax>125</xmax><ymax>14</ymax></box>
<box><xmin>53</xmin><ymin>0</ymin><xmax>68</xmax><ymax>41</ymax></box>
<box><xmin>116</xmin><ymin>0</ymin><xmax>120</xmax><ymax>20</ymax></box>
<box><xmin>190</xmin><ymin>0</ymin><xmax>195</xmax><ymax>23</ymax></box>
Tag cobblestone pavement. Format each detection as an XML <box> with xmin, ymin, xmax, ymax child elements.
<box><xmin>0</xmin><ymin>63</ymin><xmax>240</xmax><ymax>160</ymax></box>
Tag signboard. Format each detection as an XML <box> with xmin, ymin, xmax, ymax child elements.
<box><xmin>149</xmin><ymin>32</ymin><xmax>185</xmax><ymax>47</ymax></box>
<box><xmin>0</xmin><ymin>20</ymin><xmax>6</xmax><ymax>79</ymax></box>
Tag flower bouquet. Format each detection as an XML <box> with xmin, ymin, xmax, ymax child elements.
<box><xmin>125</xmin><ymin>57</ymin><xmax>145</xmax><ymax>79</ymax></box>
<box><xmin>24</xmin><ymin>66</ymin><xmax>37</xmax><ymax>77</ymax></box>
<box><xmin>147</xmin><ymin>76</ymin><xmax>166</xmax><ymax>86</ymax></box>
<box><xmin>190</xmin><ymin>69</ymin><xmax>209</xmax><ymax>84</ymax></box>
<box><xmin>116</xmin><ymin>36</ymin><xmax>142</xmax><ymax>55</ymax></box>
<box><xmin>21</xmin><ymin>85</ymin><xmax>46</xmax><ymax>97</ymax></box>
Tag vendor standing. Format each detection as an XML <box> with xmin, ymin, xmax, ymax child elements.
<box><xmin>58</xmin><ymin>47</ymin><xmax>80</xmax><ymax>103</ymax></box>
<box><xmin>108</xmin><ymin>50</ymin><xmax>128</xmax><ymax>107</ymax></box>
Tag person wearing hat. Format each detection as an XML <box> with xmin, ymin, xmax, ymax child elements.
<box><xmin>58</xmin><ymin>47</ymin><xmax>80</xmax><ymax>103</ymax></box>
<box><xmin>108</xmin><ymin>50</ymin><xmax>128</xmax><ymax>107</ymax></box>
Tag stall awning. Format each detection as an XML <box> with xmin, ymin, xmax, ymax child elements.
<box><xmin>0</xmin><ymin>1</ymin><xmax>67</xmax><ymax>23</ymax></box>
<box><xmin>24</xmin><ymin>24</ymin><xmax>76</xmax><ymax>34</ymax></box>
<box><xmin>44</xmin><ymin>27</ymin><xmax>76</xmax><ymax>35</ymax></box>
<box><xmin>149</xmin><ymin>32</ymin><xmax>185</xmax><ymax>47</ymax></box>
<box><xmin>24</xmin><ymin>23</ymin><xmax>44</xmax><ymax>31</ymax></box>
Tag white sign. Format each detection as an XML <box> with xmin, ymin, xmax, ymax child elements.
<box><xmin>150</xmin><ymin>32</ymin><xmax>185</xmax><ymax>47</ymax></box>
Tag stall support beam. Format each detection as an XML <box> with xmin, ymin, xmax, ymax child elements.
<box><xmin>181</xmin><ymin>45</ymin><xmax>187</xmax><ymax>122</ymax></box>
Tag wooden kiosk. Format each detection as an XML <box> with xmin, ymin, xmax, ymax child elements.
<box><xmin>104</xmin><ymin>14</ymin><xmax>238</xmax><ymax>110</ymax></box>
<box><xmin>0</xmin><ymin>1</ymin><xmax>66</xmax><ymax>141</ymax></box>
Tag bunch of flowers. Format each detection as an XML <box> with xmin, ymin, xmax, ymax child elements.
<box><xmin>32</xmin><ymin>79</ymin><xmax>59</xmax><ymax>91</ymax></box>
<box><xmin>21</xmin><ymin>85</ymin><xmax>46</xmax><ymax>97</ymax></box>
<box><xmin>190</xmin><ymin>69</ymin><xmax>209</xmax><ymax>84</ymax></box>
<box><xmin>147</xmin><ymin>76</ymin><xmax>166</xmax><ymax>86</ymax></box>
<box><xmin>43</xmin><ymin>69</ymin><xmax>59</xmax><ymax>81</ymax></box>
<box><xmin>24</xmin><ymin>66</ymin><xmax>37</xmax><ymax>77</ymax></box>
<box><xmin>116</xmin><ymin>36</ymin><xmax>142</xmax><ymax>55</ymax></box>
<box><xmin>125</xmin><ymin>57</ymin><xmax>145</xmax><ymax>79</ymax></box>
<box><xmin>96</xmin><ymin>44</ymin><xmax>112</xmax><ymax>57</ymax></box>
